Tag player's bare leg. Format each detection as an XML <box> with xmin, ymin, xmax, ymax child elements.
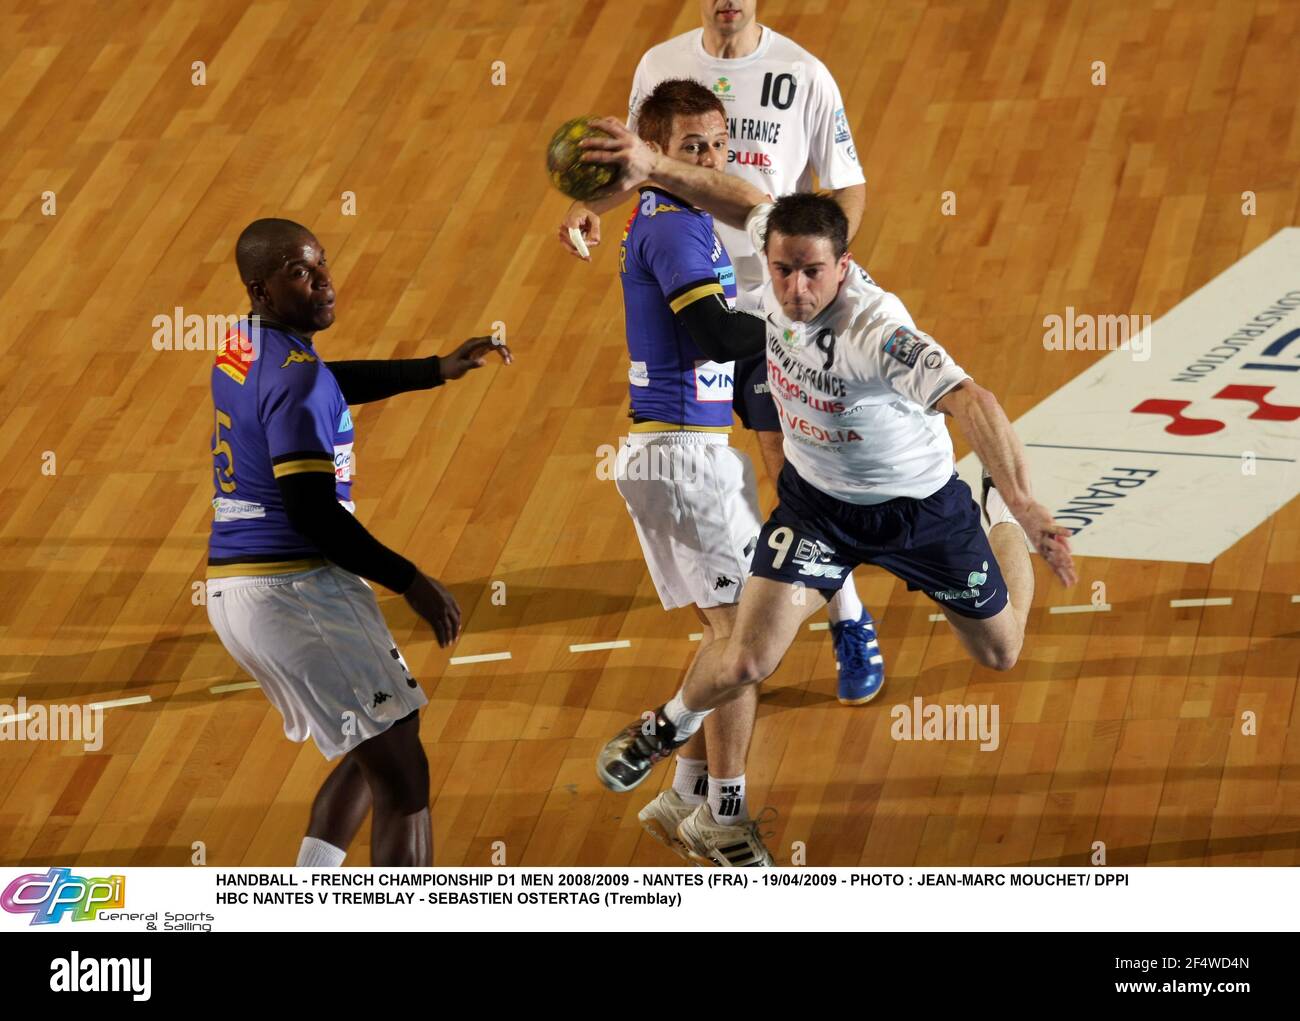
<box><xmin>755</xmin><ymin>428</ymin><xmax>884</xmax><ymax>704</ymax></box>
<box><xmin>297</xmin><ymin>753</ymin><xmax>372</xmax><ymax>865</ymax></box>
<box><xmin>941</xmin><ymin>481</ymin><xmax>1035</xmax><ymax>671</ymax></box>
<box><xmin>350</xmin><ymin>710</ymin><xmax>432</xmax><ymax>865</ymax></box>
<box><xmin>598</xmin><ymin>576</ymin><xmax>826</xmax><ymax>793</ymax></box>
<box><xmin>682</xmin><ymin>576</ymin><xmax>828</xmax><ymax>710</ymax></box>
<box><xmin>671</xmin><ymin>578</ymin><xmax>826</xmax><ymax>864</ymax></box>
<box><xmin>639</xmin><ymin>603</ymin><xmax>758</xmax><ymax>858</ymax></box>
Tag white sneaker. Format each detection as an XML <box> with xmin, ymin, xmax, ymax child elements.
<box><xmin>675</xmin><ymin>804</ymin><xmax>775</xmax><ymax>867</ymax></box>
<box><xmin>637</xmin><ymin>789</ymin><xmax>697</xmax><ymax>861</ymax></box>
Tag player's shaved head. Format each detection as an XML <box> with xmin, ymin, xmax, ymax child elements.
<box><xmin>765</xmin><ymin>194</ymin><xmax>849</xmax><ymax>259</ymax></box>
<box><xmin>236</xmin><ymin>217</ymin><xmax>315</xmax><ymax>284</ymax></box>
<box><xmin>636</xmin><ymin>79</ymin><xmax>726</xmax><ymax>152</ymax></box>
<box><xmin>235</xmin><ymin>217</ymin><xmax>336</xmax><ymax>335</ymax></box>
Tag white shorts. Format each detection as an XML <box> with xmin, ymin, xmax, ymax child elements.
<box><xmin>206</xmin><ymin>565</ymin><xmax>427</xmax><ymax>760</ymax></box>
<box><xmin>614</xmin><ymin>432</ymin><xmax>762</xmax><ymax>611</ymax></box>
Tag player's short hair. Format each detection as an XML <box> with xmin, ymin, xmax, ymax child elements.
<box><xmin>236</xmin><ymin>217</ymin><xmax>314</xmax><ymax>283</ymax></box>
<box><xmin>764</xmin><ymin>194</ymin><xmax>850</xmax><ymax>259</ymax></box>
<box><xmin>635</xmin><ymin>78</ymin><xmax>727</xmax><ymax>150</ymax></box>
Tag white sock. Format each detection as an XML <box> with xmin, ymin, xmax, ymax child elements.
<box><xmin>663</xmin><ymin>692</ymin><xmax>712</xmax><ymax>740</ymax></box>
<box><xmin>985</xmin><ymin>484</ymin><xmax>1033</xmax><ymax>550</ymax></box>
<box><xmin>828</xmin><ymin>572</ymin><xmax>864</xmax><ymax>624</ymax></box>
<box><xmin>671</xmin><ymin>756</ymin><xmax>708</xmax><ymax>804</ymax></box>
<box><xmin>296</xmin><ymin>837</ymin><xmax>346</xmax><ymax>867</ymax></box>
<box><xmin>984</xmin><ymin>483</ymin><xmax>1021</xmax><ymax>529</ymax></box>
<box><xmin>708</xmin><ymin>774</ymin><xmax>748</xmax><ymax>825</ymax></box>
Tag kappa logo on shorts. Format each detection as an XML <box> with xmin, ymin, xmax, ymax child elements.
<box><xmin>714</xmin><ymin>575</ymin><xmax>736</xmax><ymax>590</ymax></box>
<box><xmin>883</xmin><ymin>325</ymin><xmax>929</xmax><ymax>368</ymax></box>
<box><xmin>793</xmin><ymin>537</ymin><xmax>845</xmax><ymax>579</ymax></box>
<box><xmin>372</xmin><ymin>691</ymin><xmax>391</xmax><ymax>708</ymax></box>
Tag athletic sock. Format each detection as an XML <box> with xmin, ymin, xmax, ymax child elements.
<box><xmin>828</xmin><ymin>572</ymin><xmax>864</xmax><ymax>624</ymax></box>
<box><xmin>296</xmin><ymin>837</ymin><xmax>346</xmax><ymax>867</ymax></box>
<box><xmin>663</xmin><ymin>691</ymin><xmax>712</xmax><ymax>740</ymax></box>
<box><xmin>985</xmin><ymin>484</ymin><xmax>1034</xmax><ymax>550</ymax></box>
<box><xmin>671</xmin><ymin>756</ymin><xmax>708</xmax><ymax>804</ymax></box>
<box><xmin>985</xmin><ymin>483</ymin><xmax>1022</xmax><ymax>530</ymax></box>
<box><xmin>708</xmin><ymin>774</ymin><xmax>749</xmax><ymax>826</ymax></box>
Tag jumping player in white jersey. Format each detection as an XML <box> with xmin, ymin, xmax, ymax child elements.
<box><xmin>557</xmin><ymin>0</ymin><xmax>886</xmax><ymax>710</ymax></box>
<box><xmin>582</xmin><ymin>121</ymin><xmax>1078</xmax><ymax>865</ymax></box>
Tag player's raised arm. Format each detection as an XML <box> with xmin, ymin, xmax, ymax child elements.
<box><xmin>934</xmin><ymin>380</ymin><xmax>1078</xmax><ymax>587</ymax></box>
<box><xmin>580</xmin><ymin>116</ymin><xmax>769</xmax><ymax>230</ymax></box>
<box><xmin>327</xmin><ymin>336</ymin><xmax>511</xmax><ymax>403</ymax></box>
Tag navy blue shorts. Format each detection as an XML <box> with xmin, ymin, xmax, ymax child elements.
<box><xmin>749</xmin><ymin>465</ymin><xmax>1010</xmax><ymax>619</ymax></box>
<box><xmin>732</xmin><ymin>354</ymin><xmax>780</xmax><ymax>433</ymax></box>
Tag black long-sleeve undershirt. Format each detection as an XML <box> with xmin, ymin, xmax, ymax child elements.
<box><xmin>675</xmin><ymin>293</ymin><xmax>768</xmax><ymax>363</ymax></box>
<box><xmin>276</xmin><ymin>470</ymin><xmax>417</xmax><ymax>593</ymax></box>
<box><xmin>326</xmin><ymin>356</ymin><xmax>443</xmax><ymax>404</ymax></box>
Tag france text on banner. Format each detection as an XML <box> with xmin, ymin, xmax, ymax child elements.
<box><xmin>956</xmin><ymin>228</ymin><xmax>1300</xmax><ymax>564</ymax></box>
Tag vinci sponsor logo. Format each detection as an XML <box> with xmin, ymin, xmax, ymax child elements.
<box><xmin>2</xmin><ymin>867</ymin><xmax>126</xmax><ymax>925</ymax></box>
<box><xmin>695</xmin><ymin>360</ymin><xmax>734</xmax><ymax>402</ymax></box>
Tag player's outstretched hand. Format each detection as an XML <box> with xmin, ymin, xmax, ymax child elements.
<box><xmin>403</xmin><ymin>571</ymin><xmax>462</xmax><ymax>647</ymax></box>
<box><xmin>439</xmin><ymin>336</ymin><xmax>512</xmax><ymax>380</ymax></box>
<box><xmin>559</xmin><ymin>201</ymin><xmax>600</xmax><ymax>259</ymax></box>
<box><xmin>580</xmin><ymin>116</ymin><xmax>659</xmax><ymax>194</ymax></box>
<box><xmin>1012</xmin><ymin>501</ymin><xmax>1078</xmax><ymax>587</ymax></box>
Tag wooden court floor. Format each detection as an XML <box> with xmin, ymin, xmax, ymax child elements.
<box><xmin>1</xmin><ymin>0</ymin><xmax>1297</xmax><ymax>866</ymax></box>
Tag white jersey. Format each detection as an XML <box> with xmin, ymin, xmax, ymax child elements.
<box><xmin>745</xmin><ymin>204</ymin><xmax>970</xmax><ymax>505</ymax></box>
<box><xmin>627</xmin><ymin>25</ymin><xmax>865</xmax><ymax>301</ymax></box>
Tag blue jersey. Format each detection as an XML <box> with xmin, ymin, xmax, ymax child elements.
<box><xmin>207</xmin><ymin>318</ymin><xmax>355</xmax><ymax>576</ymax></box>
<box><xmin>619</xmin><ymin>188</ymin><xmax>738</xmax><ymax>429</ymax></box>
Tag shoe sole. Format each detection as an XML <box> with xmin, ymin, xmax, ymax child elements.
<box><xmin>638</xmin><ymin>814</ymin><xmax>692</xmax><ymax>862</ymax></box>
<box><xmin>676</xmin><ymin>822</ymin><xmax>774</xmax><ymax>867</ymax></box>
<box><xmin>596</xmin><ymin>768</ymin><xmax>648</xmax><ymax>794</ymax></box>
<box><xmin>838</xmin><ymin>687</ymin><xmax>883</xmax><ymax>706</ymax></box>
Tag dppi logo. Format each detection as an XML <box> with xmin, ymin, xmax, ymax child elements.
<box><xmin>1</xmin><ymin>868</ymin><xmax>126</xmax><ymax>925</ymax></box>
<box><xmin>1132</xmin><ymin>328</ymin><xmax>1300</xmax><ymax>434</ymax></box>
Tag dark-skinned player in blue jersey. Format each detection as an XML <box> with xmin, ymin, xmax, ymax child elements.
<box><xmin>206</xmin><ymin>218</ymin><xmax>510</xmax><ymax>866</ymax></box>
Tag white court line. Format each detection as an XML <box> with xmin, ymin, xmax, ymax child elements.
<box><xmin>569</xmin><ymin>640</ymin><xmax>631</xmax><ymax>653</ymax></box>
<box><xmin>210</xmin><ymin>681</ymin><xmax>260</xmax><ymax>694</ymax></box>
<box><xmin>88</xmin><ymin>696</ymin><xmax>152</xmax><ymax>710</ymax></box>
<box><xmin>688</xmin><ymin>633</ymin><xmax>703</xmax><ymax>642</ymax></box>
<box><xmin>1049</xmin><ymin>603</ymin><xmax>1113</xmax><ymax>615</ymax></box>
<box><xmin>1170</xmin><ymin>597</ymin><xmax>1233</xmax><ymax>608</ymax></box>
<box><xmin>928</xmin><ymin>614</ymin><xmax>945</xmax><ymax>622</ymax></box>
<box><xmin>449</xmin><ymin>652</ymin><xmax>512</xmax><ymax>665</ymax></box>
<box><xmin>807</xmin><ymin>622</ymin><xmax>829</xmax><ymax>632</ymax></box>
<box><xmin>1291</xmin><ymin>595</ymin><xmax>1300</xmax><ymax>603</ymax></box>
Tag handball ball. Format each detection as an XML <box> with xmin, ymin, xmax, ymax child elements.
<box><xmin>546</xmin><ymin>117</ymin><xmax>616</xmax><ymax>201</ymax></box>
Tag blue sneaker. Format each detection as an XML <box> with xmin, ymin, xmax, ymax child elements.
<box><xmin>831</xmin><ymin>610</ymin><xmax>885</xmax><ymax>705</ymax></box>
